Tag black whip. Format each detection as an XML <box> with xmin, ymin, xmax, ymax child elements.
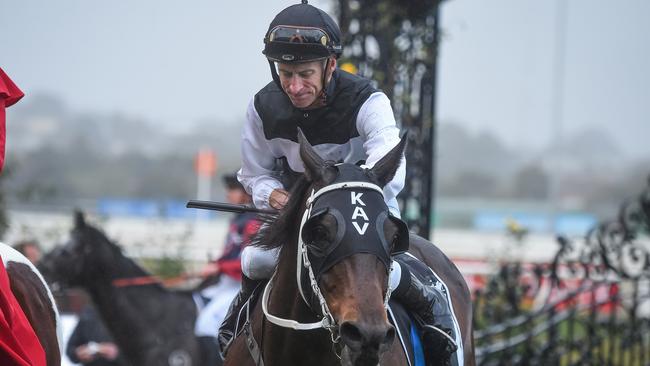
<box><xmin>186</xmin><ymin>200</ymin><xmax>277</xmax><ymax>215</ymax></box>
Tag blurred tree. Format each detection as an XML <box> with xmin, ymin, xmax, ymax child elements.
<box><xmin>440</xmin><ymin>170</ymin><xmax>499</xmax><ymax>198</ymax></box>
<box><xmin>152</xmin><ymin>255</ymin><xmax>186</xmax><ymax>279</ymax></box>
<box><xmin>437</xmin><ymin>123</ymin><xmax>519</xmax><ymax>183</ymax></box>
<box><xmin>512</xmin><ymin>163</ymin><xmax>550</xmax><ymax>199</ymax></box>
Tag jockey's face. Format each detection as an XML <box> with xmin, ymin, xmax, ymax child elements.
<box><xmin>277</xmin><ymin>58</ymin><xmax>336</xmax><ymax>109</ymax></box>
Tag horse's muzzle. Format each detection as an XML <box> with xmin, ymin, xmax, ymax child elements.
<box><xmin>339</xmin><ymin>320</ymin><xmax>396</xmax><ymax>365</ymax></box>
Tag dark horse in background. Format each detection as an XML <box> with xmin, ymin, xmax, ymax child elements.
<box><xmin>225</xmin><ymin>132</ymin><xmax>475</xmax><ymax>366</ymax></box>
<box><xmin>38</xmin><ymin>212</ymin><xmax>217</xmax><ymax>366</ymax></box>
<box><xmin>1</xmin><ymin>242</ymin><xmax>61</xmax><ymax>366</ymax></box>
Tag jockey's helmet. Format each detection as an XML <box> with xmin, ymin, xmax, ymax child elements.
<box><xmin>263</xmin><ymin>1</ymin><xmax>343</xmax><ymax>63</ymax></box>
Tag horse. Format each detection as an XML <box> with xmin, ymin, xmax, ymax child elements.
<box><xmin>0</xmin><ymin>242</ymin><xmax>61</xmax><ymax>366</ymax></box>
<box><xmin>224</xmin><ymin>131</ymin><xmax>475</xmax><ymax>366</ymax></box>
<box><xmin>38</xmin><ymin>212</ymin><xmax>218</xmax><ymax>366</ymax></box>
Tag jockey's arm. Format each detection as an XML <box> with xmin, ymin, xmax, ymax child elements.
<box><xmin>238</xmin><ymin>98</ymin><xmax>284</xmax><ymax>210</ymax></box>
<box><xmin>356</xmin><ymin>92</ymin><xmax>406</xmax><ymax>217</ymax></box>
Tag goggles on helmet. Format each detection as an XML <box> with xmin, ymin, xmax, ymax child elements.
<box><xmin>267</xmin><ymin>26</ymin><xmax>330</xmax><ymax>47</ymax></box>
<box><xmin>264</xmin><ymin>26</ymin><xmax>341</xmax><ymax>63</ymax></box>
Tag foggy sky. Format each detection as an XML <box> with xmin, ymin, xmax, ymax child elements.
<box><xmin>1</xmin><ymin>0</ymin><xmax>648</xmax><ymax>158</ymax></box>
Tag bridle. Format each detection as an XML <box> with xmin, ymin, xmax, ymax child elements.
<box><xmin>261</xmin><ymin>181</ymin><xmax>394</xmax><ymax>350</ymax></box>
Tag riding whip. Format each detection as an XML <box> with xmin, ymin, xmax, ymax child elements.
<box><xmin>186</xmin><ymin>200</ymin><xmax>276</xmax><ymax>215</ymax></box>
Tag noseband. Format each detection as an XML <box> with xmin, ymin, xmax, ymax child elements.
<box><xmin>262</xmin><ymin>181</ymin><xmax>395</xmax><ymax>341</ymax></box>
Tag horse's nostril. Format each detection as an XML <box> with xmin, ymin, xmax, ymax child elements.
<box><xmin>383</xmin><ymin>325</ymin><xmax>396</xmax><ymax>346</ymax></box>
<box><xmin>340</xmin><ymin>321</ymin><xmax>395</xmax><ymax>351</ymax></box>
<box><xmin>340</xmin><ymin>321</ymin><xmax>364</xmax><ymax>350</ymax></box>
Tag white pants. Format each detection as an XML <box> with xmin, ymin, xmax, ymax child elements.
<box><xmin>241</xmin><ymin>245</ymin><xmax>402</xmax><ymax>291</ymax></box>
<box><xmin>194</xmin><ymin>275</ymin><xmax>241</xmax><ymax>337</ymax></box>
<box><xmin>241</xmin><ymin>246</ymin><xmax>281</xmax><ymax>280</ymax></box>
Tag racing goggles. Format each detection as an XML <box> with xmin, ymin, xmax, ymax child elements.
<box><xmin>267</xmin><ymin>26</ymin><xmax>332</xmax><ymax>48</ymax></box>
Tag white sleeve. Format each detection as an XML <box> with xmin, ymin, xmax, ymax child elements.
<box><xmin>237</xmin><ymin>98</ymin><xmax>284</xmax><ymax>209</ymax></box>
<box><xmin>356</xmin><ymin>92</ymin><xmax>406</xmax><ymax>216</ymax></box>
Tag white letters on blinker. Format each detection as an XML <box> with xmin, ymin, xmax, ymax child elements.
<box><xmin>351</xmin><ymin>191</ymin><xmax>369</xmax><ymax>235</ymax></box>
<box><xmin>352</xmin><ymin>222</ymin><xmax>369</xmax><ymax>235</ymax></box>
<box><xmin>351</xmin><ymin>192</ymin><xmax>365</xmax><ymax>206</ymax></box>
<box><xmin>352</xmin><ymin>207</ymin><xmax>369</xmax><ymax>221</ymax></box>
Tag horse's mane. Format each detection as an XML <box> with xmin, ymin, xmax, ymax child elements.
<box><xmin>253</xmin><ymin>175</ymin><xmax>311</xmax><ymax>250</ymax></box>
<box><xmin>81</xmin><ymin>224</ymin><xmax>124</xmax><ymax>257</ymax></box>
<box><xmin>79</xmin><ymin>223</ymin><xmax>150</xmax><ymax>279</ymax></box>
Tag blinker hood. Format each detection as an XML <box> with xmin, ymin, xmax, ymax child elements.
<box><xmin>301</xmin><ymin>187</ymin><xmax>409</xmax><ymax>280</ymax></box>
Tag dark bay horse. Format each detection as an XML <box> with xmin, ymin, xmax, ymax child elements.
<box><xmin>1</xmin><ymin>242</ymin><xmax>61</xmax><ymax>366</ymax></box>
<box><xmin>38</xmin><ymin>212</ymin><xmax>213</xmax><ymax>366</ymax></box>
<box><xmin>225</xmin><ymin>132</ymin><xmax>475</xmax><ymax>366</ymax></box>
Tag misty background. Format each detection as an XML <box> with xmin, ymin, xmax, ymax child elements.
<box><xmin>1</xmin><ymin>0</ymin><xmax>648</xmax><ymax>230</ymax></box>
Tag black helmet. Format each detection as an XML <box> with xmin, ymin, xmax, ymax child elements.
<box><xmin>263</xmin><ymin>1</ymin><xmax>343</xmax><ymax>63</ymax></box>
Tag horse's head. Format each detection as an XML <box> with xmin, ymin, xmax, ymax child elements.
<box><xmin>297</xmin><ymin>130</ymin><xmax>408</xmax><ymax>365</ymax></box>
<box><xmin>39</xmin><ymin>211</ymin><xmax>124</xmax><ymax>288</ymax></box>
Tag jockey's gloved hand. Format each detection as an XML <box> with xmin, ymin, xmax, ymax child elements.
<box><xmin>269</xmin><ymin>189</ymin><xmax>290</xmax><ymax>210</ymax></box>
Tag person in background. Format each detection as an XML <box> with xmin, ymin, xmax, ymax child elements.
<box><xmin>12</xmin><ymin>240</ymin><xmax>42</xmax><ymax>264</ymax></box>
<box><xmin>194</xmin><ymin>173</ymin><xmax>261</xmax><ymax>365</ymax></box>
<box><xmin>65</xmin><ymin>305</ymin><xmax>126</xmax><ymax>366</ymax></box>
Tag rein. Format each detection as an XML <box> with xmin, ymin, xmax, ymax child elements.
<box><xmin>261</xmin><ymin>181</ymin><xmax>392</xmax><ymax>343</ymax></box>
<box><xmin>112</xmin><ymin>276</ymin><xmax>162</xmax><ymax>287</ymax></box>
<box><xmin>111</xmin><ymin>272</ymin><xmax>205</xmax><ymax>287</ymax></box>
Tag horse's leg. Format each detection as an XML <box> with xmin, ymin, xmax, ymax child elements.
<box><xmin>407</xmin><ymin>234</ymin><xmax>476</xmax><ymax>366</ymax></box>
<box><xmin>7</xmin><ymin>262</ymin><xmax>61</xmax><ymax>366</ymax></box>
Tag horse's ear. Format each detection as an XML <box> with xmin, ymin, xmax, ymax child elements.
<box><xmin>74</xmin><ymin>210</ymin><xmax>86</xmax><ymax>229</ymax></box>
<box><xmin>368</xmin><ymin>133</ymin><xmax>407</xmax><ymax>187</ymax></box>
<box><xmin>298</xmin><ymin>128</ymin><xmax>327</xmax><ymax>182</ymax></box>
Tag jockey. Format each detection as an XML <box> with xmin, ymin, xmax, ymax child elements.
<box><xmin>218</xmin><ymin>1</ymin><xmax>457</xmax><ymax>363</ymax></box>
<box><xmin>195</xmin><ymin>174</ymin><xmax>260</xmax><ymax>365</ymax></box>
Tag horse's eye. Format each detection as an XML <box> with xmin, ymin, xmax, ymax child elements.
<box><xmin>310</xmin><ymin>225</ymin><xmax>329</xmax><ymax>243</ymax></box>
<box><xmin>302</xmin><ymin>213</ymin><xmax>338</xmax><ymax>257</ymax></box>
<box><xmin>303</xmin><ymin>224</ymin><xmax>332</xmax><ymax>257</ymax></box>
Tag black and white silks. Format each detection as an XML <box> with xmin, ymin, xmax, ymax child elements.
<box><xmin>237</xmin><ymin>70</ymin><xmax>405</xmax><ymax>217</ymax></box>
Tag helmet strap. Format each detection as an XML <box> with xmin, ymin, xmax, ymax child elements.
<box><xmin>321</xmin><ymin>58</ymin><xmax>331</xmax><ymax>104</ymax></box>
<box><xmin>269</xmin><ymin>60</ymin><xmax>283</xmax><ymax>90</ymax></box>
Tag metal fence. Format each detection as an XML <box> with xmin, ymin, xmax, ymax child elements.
<box><xmin>473</xmin><ymin>177</ymin><xmax>650</xmax><ymax>365</ymax></box>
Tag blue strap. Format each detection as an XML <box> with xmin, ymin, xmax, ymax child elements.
<box><xmin>410</xmin><ymin>324</ymin><xmax>425</xmax><ymax>366</ymax></box>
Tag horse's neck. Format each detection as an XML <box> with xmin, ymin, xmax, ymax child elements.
<box><xmin>86</xmin><ymin>257</ymin><xmax>153</xmax><ymax>300</ymax></box>
<box><xmin>270</xmin><ymin>253</ymin><xmax>313</xmax><ymax>320</ymax></box>
<box><xmin>87</xmin><ymin>255</ymin><xmax>156</xmax><ymax>307</ymax></box>
<box><xmin>84</xmin><ymin>257</ymin><xmax>184</xmax><ymax>354</ymax></box>
<box><xmin>86</xmin><ymin>271</ymin><xmax>166</xmax><ymax>325</ymax></box>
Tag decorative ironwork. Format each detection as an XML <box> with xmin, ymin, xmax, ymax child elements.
<box><xmin>474</xmin><ymin>176</ymin><xmax>650</xmax><ymax>365</ymax></box>
<box><xmin>330</xmin><ymin>3</ymin><xmax>650</xmax><ymax>361</ymax></box>
<box><xmin>334</xmin><ymin>0</ymin><xmax>443</xmax><ymax>237</ymax></box>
